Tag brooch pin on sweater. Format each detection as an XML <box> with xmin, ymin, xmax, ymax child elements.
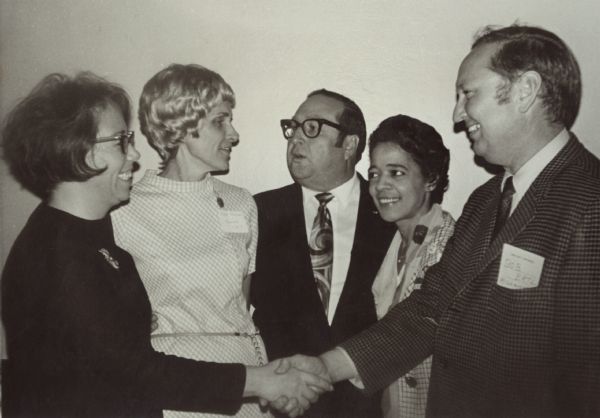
<box><xmin>99</xmin><ymin>248</ymin><xmax>120</xmax><ymax>270</ymax></box>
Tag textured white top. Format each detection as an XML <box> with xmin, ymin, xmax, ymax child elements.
<box><xmin>112</xmin><ymin>170</ymin><xmax>268</xmax><ymax>417</ymax></box>
<box><xmin>112</xmin><ymin>170</ymin><xmax>258</xmax><ymax>335</ymax></box>
<box><xmin>371</xmin><ymin>204</ymin><xmax>455</xmax><ymax>418</ymax></box>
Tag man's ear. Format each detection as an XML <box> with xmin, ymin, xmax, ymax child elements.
<box><xmin>343</xmin><ymin>134</ymin><xmax>358</xmax><ymax>161</ymax></box>
<box><xmin>516</xmin><ymin>70</ymin><xmax>542</xmax><ymax>113</ymax></box>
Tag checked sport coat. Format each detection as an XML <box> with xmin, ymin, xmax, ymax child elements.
<box><xmin>342</xmin><ymin>134</ymin><xmax>600</xmax><ymax>418</ymax></box>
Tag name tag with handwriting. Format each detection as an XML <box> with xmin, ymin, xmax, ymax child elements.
<box><xmin>218</xmin><ymin>210</ymin><xmax>249</xmax><ymax>234</ymax></box>
<box><xmin>497</xmin><ymin>244</ymin><xmax>544</xmax><ymax>289</ymax></box>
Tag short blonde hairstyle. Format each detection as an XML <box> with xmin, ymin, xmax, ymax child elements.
<box><xmin>138</xmin><ymin>64</ymin><xmax>235</xmax><ymax>163</ymax></box>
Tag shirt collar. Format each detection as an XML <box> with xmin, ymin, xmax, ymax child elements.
<box><xmin>302</xmin><ymin>172</ymin><xmax>359</xmax><ymax>208</ymax></box>
<box><xmin>503</xmin><ymin>128</ymin><xmax>569</xmax><ymax>194</ymax></box>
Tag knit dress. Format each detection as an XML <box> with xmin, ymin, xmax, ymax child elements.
<box><xmin>112</xmin><ymin>170</ymin><xmax>270</xmax><ymax>418</ymax></box>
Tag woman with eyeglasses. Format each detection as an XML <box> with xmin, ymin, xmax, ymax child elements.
<box><xmin>1</xmin><ymin>72</ymin><xmax>330</xmax><ymax>417</ymax></box>
<box><xmin>367</xmin><ymin>114</ymin><xmax>455</xmax><ymax>418</ymax></box>
<box><xmin>110</xmin><ymin>64</ymin><xmax>275</xmax><ymax>418</ymax></box>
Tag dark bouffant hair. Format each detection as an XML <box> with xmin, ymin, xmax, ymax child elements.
<box><xmin>369</xmin><ymin>114</ymin><xmax>450</xmax><ymax>204</ymax></box>
<box><xmin>2</xmin><ymin>72</ymin><xmax>131</xmax><ymax>199</ymax></box>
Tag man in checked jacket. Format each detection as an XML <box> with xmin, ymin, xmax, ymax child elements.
<box><xmin>279</xmin><ymin>24</ymin><xmax>600</xmax><ymax>418</ymax></box>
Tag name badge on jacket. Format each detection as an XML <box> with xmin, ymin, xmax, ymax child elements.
<box><xmin>497</xmin><ymin>243</ymin><xmax>544</xmax><ymax>289</ymax></box>
<box><xmin>218</xmin><ymin>210</ymin><xmax>249</xmax><ymax>233</ymax></box>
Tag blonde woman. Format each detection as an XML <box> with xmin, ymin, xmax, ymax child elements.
<box><xmin>111</xmin><ymin>64</ymin><xmax>271</xmax><ymax>417</ymax></box>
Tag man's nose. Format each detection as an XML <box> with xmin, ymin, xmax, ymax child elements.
<box><xmin>290</xmin><ymin>127</ymin><xmax>306</xmax><ymax>144</ymax></box>
<box><xmin>452</xmin><ymin>98</ymin><xmax>466</xmax><ymax>124</ymax></box>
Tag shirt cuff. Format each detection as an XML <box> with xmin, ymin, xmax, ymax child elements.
<box><xmin>334</xmin><ymin>347</ymin><xmax>364</xmax><ymax>389</ymax></box>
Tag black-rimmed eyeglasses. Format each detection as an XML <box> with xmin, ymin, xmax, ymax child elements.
<box><xmin>96</xmin><ymin>130</ymin><xmax>135</xmax><ymax>153</ymax></box>
<box><xmin>280</xmin><ymin>118</ymin><xmax>348</xmax><ymax>140</ymax></box>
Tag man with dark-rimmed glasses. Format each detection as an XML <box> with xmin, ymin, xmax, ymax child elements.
<box><xmin>251</xmin><ymin>89</ymin><xmax>394</xmax><ymax>417</ymax></box>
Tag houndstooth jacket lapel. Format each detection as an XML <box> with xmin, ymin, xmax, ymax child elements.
<box><xmin>473</xmin><ymin>134</ymin><xmax>581</xmax><ymax>278</ymax></box>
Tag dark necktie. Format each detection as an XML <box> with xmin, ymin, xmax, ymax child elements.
<box><xmin>309</xmin><ymin>192</ymin><xmax>334</xmax><ymax>315</ymax></box>
<box><xmin>492</xmin><ymin>176</ymin><xmax>515</xmax><ymax>238</ymax></box>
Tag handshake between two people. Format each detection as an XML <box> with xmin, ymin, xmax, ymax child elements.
<box><xmin>245</xmin><ymin>354</ymin><xmax>332</xmax><ymax>417</ymax></box>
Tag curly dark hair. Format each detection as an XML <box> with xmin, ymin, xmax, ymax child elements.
<box><xmin>1</xmin><ymin>72</ymin><xmax>131</xmax><ymax>199</ymax></box>
<box><xmin>369</xmin><ymin>114</ymin><xmax>450</xmax><ymax>204</ymax></box>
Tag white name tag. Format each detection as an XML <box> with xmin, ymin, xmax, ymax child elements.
<box><xmin>218</xmin><ymin>210</ymin><xmax>249</xmax><ymax>234</ymax></box>
<box><xmin>497</xmin><ymin>244</ymin><xmax>544</xmax><ymax>289</ymax></box>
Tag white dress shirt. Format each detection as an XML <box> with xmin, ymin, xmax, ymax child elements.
<box><xmin>302</xmin><ymin>173</ymin><xmax>361</xmax><ymax>324</ymax></box>
<box><xmin>504</xmin><ymin>129</ymin><xmax>569</xmax><ymax>214</ymax></box>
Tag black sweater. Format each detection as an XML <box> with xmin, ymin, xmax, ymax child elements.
<box><xmin>2</xmin><ymin>204</ymin><xmax>245</xmax><ymax>417</ymax></box>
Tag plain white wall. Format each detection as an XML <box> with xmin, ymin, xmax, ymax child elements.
<box><xmin>1</xmin><ymin>0</ymin><xmax>600</xmax><ymax>356</ymax></box>
<box><xmin>2</xmin><ymin>0</ymin><xmax>600</xmax><ymax>262</ymax></box>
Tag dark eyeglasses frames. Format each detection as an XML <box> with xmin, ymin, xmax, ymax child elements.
<box><xmin>95</xmin><ymin>130</ymin><xmax>135</xmax><ymax>153</ymax></box>
<box><xmin>280</xmin><ymin>118</ymin><xmax>348</xmax><ymax>140</ymax></box>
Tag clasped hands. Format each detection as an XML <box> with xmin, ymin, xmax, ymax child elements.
<box><xmin>249</xmin><ymin>355</ymin><xmax>331</xmax><ymax>417</ymax></box>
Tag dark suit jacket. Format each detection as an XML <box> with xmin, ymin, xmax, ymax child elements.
<box><xmin>2</xmin><ymin>204</ymin><xmax>245</xmax><ymax>417</ymax></box>
<box><xmin>251</xmin><ymin>175</ymin><xmax>395</xmax><ymax>417</ymax></box>
<box><xmin>342</xmin><ymin>135</ymin><xmax>600</xmax><ymax>417</ymax></box>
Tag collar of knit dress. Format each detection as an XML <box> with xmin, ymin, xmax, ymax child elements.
<box><xmin>140</xmin><ymin>169</ymin><xmax>215</xmax><ymax>194</ymax></box>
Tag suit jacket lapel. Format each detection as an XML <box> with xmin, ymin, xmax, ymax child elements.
<box><xmin>472</xmin><ymin>176</ymin><xmax>502</xmax><ymax>264</ymax></box>
<box><xmin>474</xmin><ymin>135</ymin><xmax>582</xmax><ymax>276</ymax></box>
<box><xmin>336</xmin><ymin>178</ymin><xmax>372</xmax><ymax>304</ymax></box>
<box><xmin>332</xmin><ymin>176</ymin><xmax>394</xmax><ymax>323</ymax></box>
<box><xmin>288</xmin><ymin>183</ymin><xmax>315</xmax><ymax>282</ymax></box>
